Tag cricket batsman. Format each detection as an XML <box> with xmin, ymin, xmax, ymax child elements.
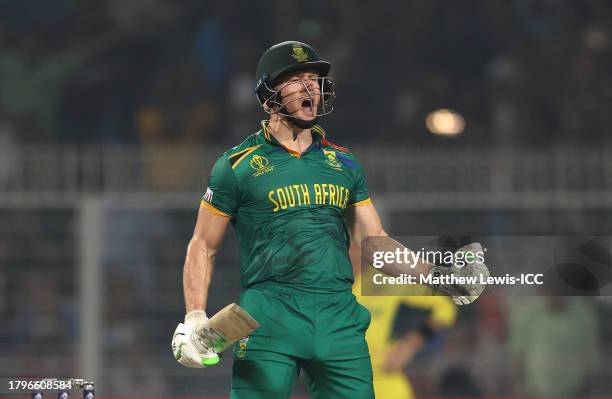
<box><xmin>171</xmin><ymin>41</ymin><xmax>489</xmax><ymax>398</ymax></box>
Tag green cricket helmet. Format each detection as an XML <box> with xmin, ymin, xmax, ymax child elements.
<box><xmin>254</xmin><ymin>41</ymin><xmax>335</xmax><ymax>126</ymax></box>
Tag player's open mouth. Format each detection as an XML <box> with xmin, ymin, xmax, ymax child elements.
<box><xmin>301</xmin><ymin>99</ymin><xmax>315</xmax><ymax>117</ymax></box>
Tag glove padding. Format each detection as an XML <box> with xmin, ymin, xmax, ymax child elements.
<box><xmin>172</xmin><ymin>310</ymin><xmax>220</xmax><ymax>368</ymax></box>
<box><xmin>430</xmin><ymin>243</ymin><xmax>490</xmax><ymax>305</ymax></box>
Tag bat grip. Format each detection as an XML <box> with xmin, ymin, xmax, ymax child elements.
<box><xmin>192</xmin><ymin>322</ymin><xmax>223</xmax><ymax>353</ymax></box>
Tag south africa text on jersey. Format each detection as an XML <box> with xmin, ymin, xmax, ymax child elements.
<box><xmin>268</xmin><ymin>183</ymin><xmax>350</xmax><ymax>212</ymax></box>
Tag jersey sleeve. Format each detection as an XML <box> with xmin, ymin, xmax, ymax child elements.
<box><xmin>201</xmin><ymin>155</ymin><xmax>240</xmax><ymax>218</ymax></box>
<box><xmin>349</xmin><ymin>157</ymin><xmax>371</xmax><ymax>206</ymax></box>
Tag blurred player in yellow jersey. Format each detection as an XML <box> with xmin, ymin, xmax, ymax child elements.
<box><xmin>352</xmin><ymin>262</ymin><xmax>457</xmax><ymax>399</ymax></box>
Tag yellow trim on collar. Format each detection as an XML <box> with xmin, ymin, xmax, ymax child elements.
<box><xmin>312</xmin><ymin>125</ymin><xmax>326</xmax><ymax>138</ymax></box>
<box><xmin>261</xmin><ymin>120</ymin><xmax>271</xmax><ymax>140</ymax></box>
<box><xmin>231</xmin><ymin>144</ymin><xmax>263</xmax><ymax>169</ymax></box>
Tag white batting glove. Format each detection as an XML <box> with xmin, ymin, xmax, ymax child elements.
<box><xmin>172</xmin><ymin>310</ymin><xmax>220</xmax><ymax>368</ymax></box>
<box><xmin>430</xmin><ymin>243</ymin><xmax>490</xmax><ymax>305</ymax></box>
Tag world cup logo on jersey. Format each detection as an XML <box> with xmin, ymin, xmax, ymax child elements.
<box><xmin>250</xmin><ymin>155</ymin><xmax>274</xmax><ymax>177</ymax></box>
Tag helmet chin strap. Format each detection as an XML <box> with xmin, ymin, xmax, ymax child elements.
<box><xmin>277</xmin><ymin>106</ymin><xmax>318</xmax><ymax>131</ymax></box>
<box><xmin>287</xmin><ymin>115</ymin><xmax>318</xmax><ymax>130</ymax></box>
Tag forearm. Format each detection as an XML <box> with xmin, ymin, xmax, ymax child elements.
<box><xmin>350</xmin><ymin>205</ymin><xmax>488</xmax><ymax>305</ymax></box>
<box><xmin>363</xmin><ymin>234</ymin><xmax>433</xmax><ymax>278</ymax></box>
<box><xmin>183</xmin><ymin>238</ymin><xmax>216</xmax><ymax>312</ymax></box>
<box><xmin>348</xmin><ymin>204</ymin><xmax>433</xmax><ymax>281</ymax></box>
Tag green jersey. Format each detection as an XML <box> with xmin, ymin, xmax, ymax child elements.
<box><xmin>201</xmin><ymin>121</ymin><xmax>371</xmax><ymax>293</ymax></box>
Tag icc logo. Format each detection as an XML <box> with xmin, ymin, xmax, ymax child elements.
<box><xmin>250</xmin><ymin>155</ymin><xmax>274</xmax><ymax>177</ymax></box>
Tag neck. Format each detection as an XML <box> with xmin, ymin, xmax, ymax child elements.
<box><xmin>268</xmin><ymin>115</ymin><xmax>313</xmax><ymax>154</ymax></box>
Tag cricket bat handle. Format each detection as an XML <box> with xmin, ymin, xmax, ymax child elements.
<box><xmin>195</xmin><ymin>303</ymin><xmax>260</xmax><ymax>353</ymax></box>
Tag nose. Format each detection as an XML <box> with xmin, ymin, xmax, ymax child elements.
<box><xmin>301</xmin><ymin>79</ymin><xmax>319</xmax><ymax>95</ymax></box>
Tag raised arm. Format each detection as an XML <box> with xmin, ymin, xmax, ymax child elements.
<box><xmin>346</xmin><ymin>202</ymin><xmax>489</xmax><ymax>305</ymax></box>
<box><xmin>346</xmin><ymin>202</ymin><xmax>433</xmax><ymax>278</ymax></box>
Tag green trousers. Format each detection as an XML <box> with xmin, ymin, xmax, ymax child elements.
<box><xmin>229</xmin><ymin>282</ymin><xmax>374</xmax><ymax>399</ymax></box>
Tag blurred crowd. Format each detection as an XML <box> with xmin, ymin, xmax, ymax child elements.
<box><xmin>1</xmin><ymin>0</ymin><xmax>611</xmax><ymax>148</ymax></box>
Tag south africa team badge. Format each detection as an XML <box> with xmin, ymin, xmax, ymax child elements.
<box><xmin>323</xmin><ymin>149</ymin><xmax>342</xmax><ymax>171</ymax></box>
<box><xmin>236</xmin><ymin>335</ymin><xmax>250</xmax><ymax>360</ymax></box>
<box><xmin>291</xmin><ymin>45</ymin><xmax>309</xmax><ymax>62</ymax></box>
